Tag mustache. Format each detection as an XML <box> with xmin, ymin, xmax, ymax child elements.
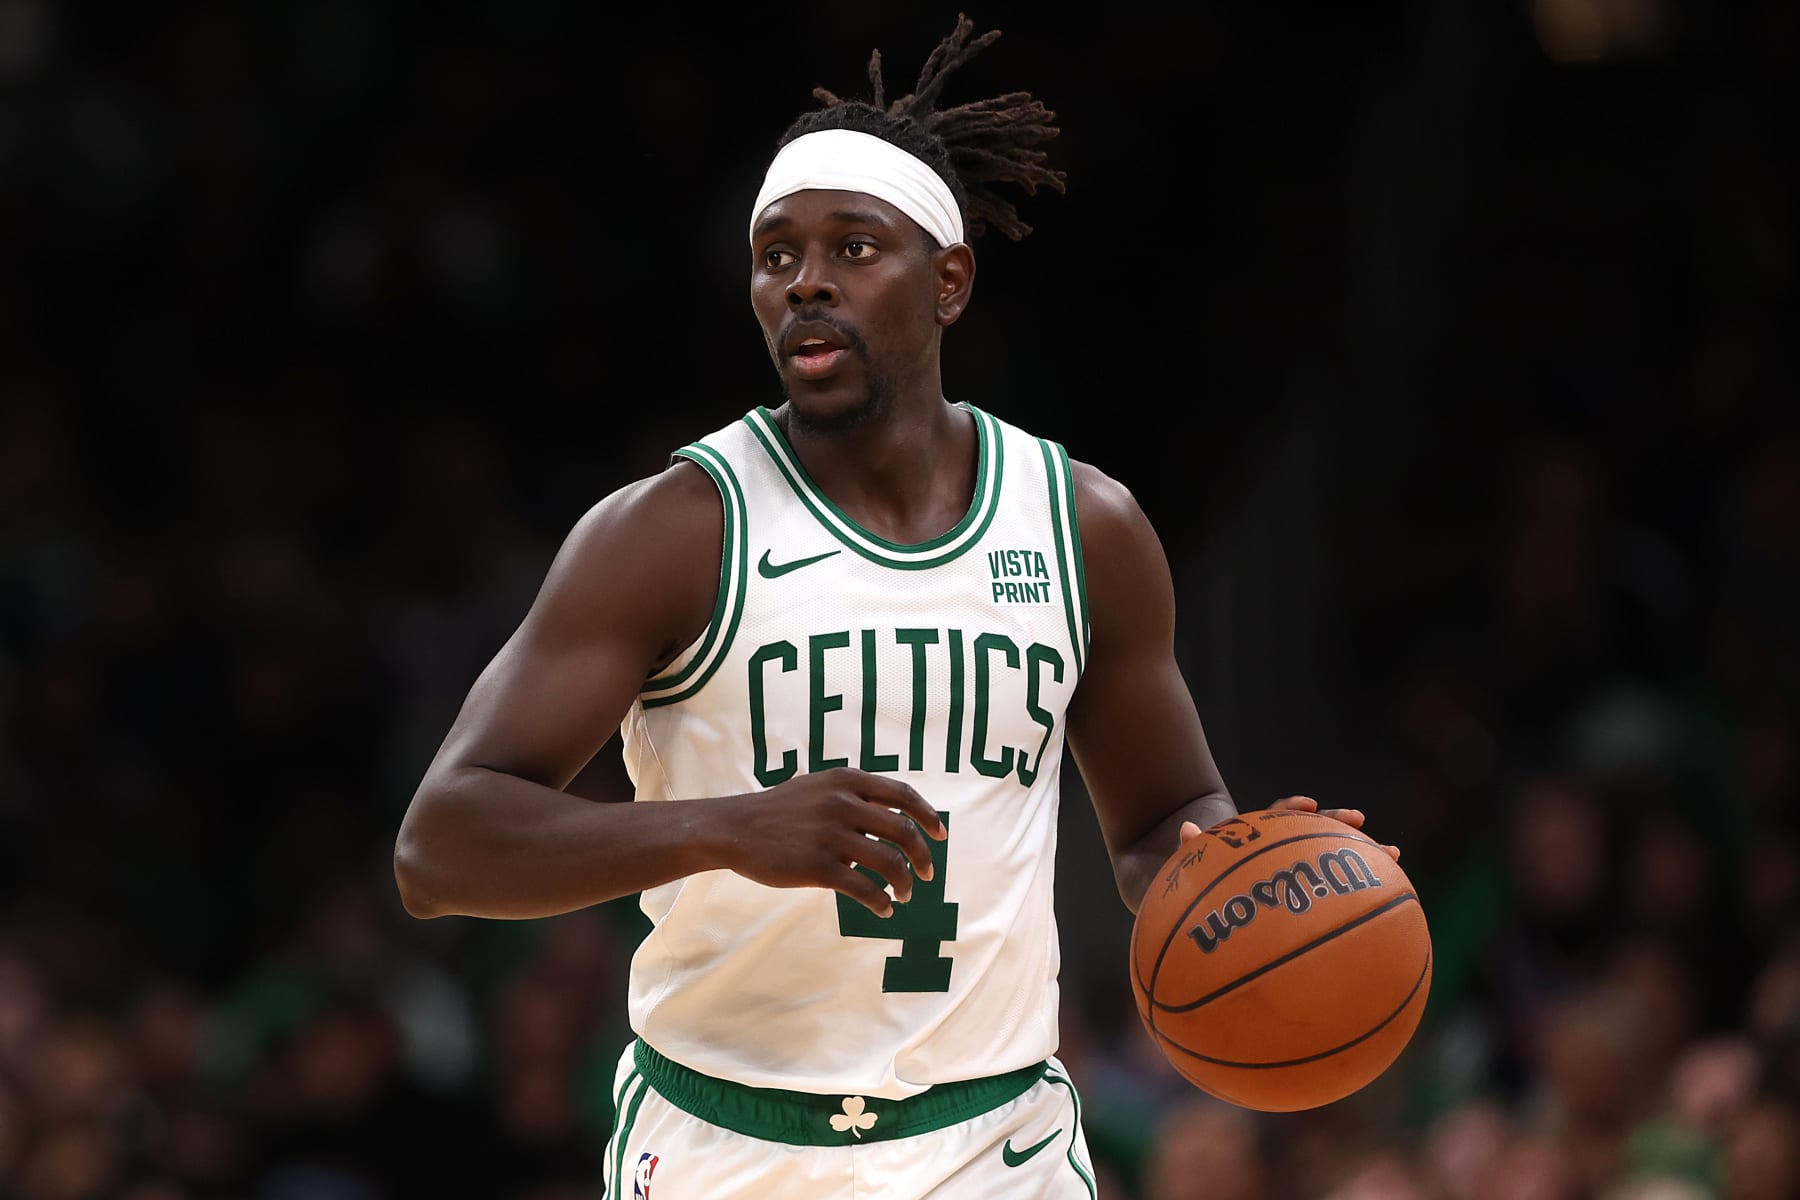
<box><xmin>779</xmin><ymin>310</ymin><xmax>867</xmax><ymax>355</ymax></box>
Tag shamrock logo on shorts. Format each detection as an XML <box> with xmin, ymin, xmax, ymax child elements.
<box><xmin>830</xmin><ymin>1096</ymin><xmax>879</xmax><ymax>1138</ymax></box>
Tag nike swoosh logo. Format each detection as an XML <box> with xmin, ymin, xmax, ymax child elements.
<box><xmin>1002</xmin><ymin>1129</ymin><xmax>1061</xmax><ymax>1168</ymax></box>
<box><xmin>757</xmin><ymin>548</ymin><xmax>841</xmax><ymax>578</ymax></box>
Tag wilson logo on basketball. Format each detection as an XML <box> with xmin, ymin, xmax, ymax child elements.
<box><xmin>1187</xmin><ymin>848</ymin><xmax>1384</xmax><ymax>954</ymax></box>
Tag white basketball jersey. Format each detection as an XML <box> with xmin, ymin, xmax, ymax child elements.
<box><xmin>618</xmin><ymin>402</ymin><xmax>1090</xmax><ymax>1100</ymax></box>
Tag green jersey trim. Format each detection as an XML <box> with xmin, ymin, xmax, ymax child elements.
<box><xmin>1042</xmin><ymin>1067</ymin><xmax>1098</xmax><ymax>1199</ymax></box>
<box><xmin>640</xmin><ymin>442</ymin><xmax>748</xmax><ymax>707</ymax></box>
<box><xmin>1040</xmin><ymin>439</ymin><xmax>1090</xmax><ymax>674</ymax></box>
<box><xmin>608</xmin><ymin>1069</ymin><xmax>648</xmax><ymax>1198</ymax></box>
<box><xmin>1055</xmin><ymin>442</ymin><xmax>1091</xmax><ymax>664</ymax></box>
<box><xmin>743</xmin><ymin>403</ymin><xmax>1004</xmax><ymax>570</ymax></box>
<box><xmin>631</xmin><ymin>1038</ymin><xmax>1044</xmax><ymax>1146</ymax></box>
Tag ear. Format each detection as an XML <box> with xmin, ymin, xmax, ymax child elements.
<box><xmin>933</xmin><ymin>243</ymin><xmax>976</xmax><ymax>327</ymax></box>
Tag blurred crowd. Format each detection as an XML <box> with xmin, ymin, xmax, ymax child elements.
<box><xmin>1</xmin><ymin>2</ymin><xmax>1796</xmax><ymax>1198</ymax></box>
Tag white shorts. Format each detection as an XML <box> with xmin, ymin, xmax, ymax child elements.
<box><xmin>601</xmin><ymin>1040</ymin><xmax>1098</xmax><ymax>1199</ymax></box>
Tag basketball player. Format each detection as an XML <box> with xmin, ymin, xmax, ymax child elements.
<box><xmin>394</xmin><ymin>15</ymin><xmax>1395</xmax><ymax>1198</ymax></box>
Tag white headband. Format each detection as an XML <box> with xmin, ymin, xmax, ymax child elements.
<box><xmin>749</xmin><ymin>128</ymin><xmax>964</xmax><ymax>249</ymax></box>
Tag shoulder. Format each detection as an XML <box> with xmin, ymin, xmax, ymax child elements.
<box><xmin>559</xmin><ymin>456</ymin><xmax>722</xmax><ymax>566</ymax></box>
<box><xmin>1066</xmin><ymin>457</ymin><xmax>1176</xmax><ymax>631</ymax></box>
<box><xmin>1068</xmin><ymin>458</ymin><xmax>1141</xmax><ymax>527</ymax></box>
<box><xmin>1068</xmin><ymin>458</ymin><xmax>1161</xmax><ymax>557</ymax></box>
<box><xmin>984</xmin><ymin>412</ymin><xmax>1166</xmax><ymax>576</ymax></box>
<box><xmin>994</xmin><ymin>412</ymin><xmax>1152</xmax><ymax>543</ymax></box>
<box><xmin>529</xmin><ymin>457</ymin><xmax>724</xmax><ymax>661</ymax></box>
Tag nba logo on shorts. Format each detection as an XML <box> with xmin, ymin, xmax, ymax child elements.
<box><xmin>632</xmin><ymin>1151</ymin><xmax>659</xmax><ymax>1199</ymax></box>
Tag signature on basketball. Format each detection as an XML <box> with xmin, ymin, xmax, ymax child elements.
<box><xmin>1187</xmin><ymin>847</ymin><xmax>1384</xmax><ymax>954</ymax></box>
<box><xmin>1161</xmin><ymin>842</ymin><xmax>1207</xmax><ymax>899</ymax></box>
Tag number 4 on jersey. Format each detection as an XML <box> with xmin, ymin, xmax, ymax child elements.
<box><xmin>835</xmin><ymin>811</ymin><xmax>958</xmax><ymax>992</ymax></box>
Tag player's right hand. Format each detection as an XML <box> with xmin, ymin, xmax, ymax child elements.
<box><xmin>711</xmin><ymin>768</ymin><xmax>947</xmax><ymax>917</ymax></box>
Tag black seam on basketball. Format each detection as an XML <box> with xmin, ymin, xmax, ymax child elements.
<box><xmin>1146</xmin><ymin>830</ymin><xmax>1390</xmax><ymax>1018</ymax></box>
<box><xmin>1157</xmin><ymin>948</ymin><xmax>1432</xmax><ymax>1070</ymax></box>
<box><xmin>1152</xmin><ymin>892</ymin><xmax>1420</xmax><ymax>1013</ymax></box>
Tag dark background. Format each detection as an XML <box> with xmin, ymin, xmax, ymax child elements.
<box><xmin>1</xmin><ymin>2</ymin><xmax>1796</xmax><ymax>1198</ymax></box>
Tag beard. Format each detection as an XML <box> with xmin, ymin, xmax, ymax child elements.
<box><xmin>777</xmin><ymin>317</ymin><xmax>894</xmax><ymax>434</ymax></box>
<box><xmin>782</xmin><ymin>369</ymin><xmax>894</xmax><ymax>434</ymax></box>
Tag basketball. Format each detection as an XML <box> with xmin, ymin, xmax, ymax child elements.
<box><xmin>1130</xmin><ymin>808</ymin><xmax>1432</xmax><ymax>1111</ymax></box>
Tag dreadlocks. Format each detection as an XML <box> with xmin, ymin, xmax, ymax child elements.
<box><xmin>776</xmin><ymin>13</ymin><xmax>1067</xmax><ymax>242</ymax></box>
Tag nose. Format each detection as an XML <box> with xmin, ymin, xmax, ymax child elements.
<box><xmin>787</xmin><ymin>259</ymin><xmax>837</xmax><ymax>308</ymax></box>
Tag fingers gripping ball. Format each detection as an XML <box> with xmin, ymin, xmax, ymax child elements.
<box><xmin>1130</xmin><ymin>809</ymin><xmax>1432</xmax><ymax>1111</ymax></box>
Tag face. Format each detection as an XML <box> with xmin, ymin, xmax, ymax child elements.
<box><xmin>750</xmin><ymin>189</ymin><xmax>973</xmax><ymax>432</ymax></box>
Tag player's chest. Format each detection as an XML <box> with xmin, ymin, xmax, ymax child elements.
<box><xmin>720</xmin><ymin>557</ymin><xmax>1081</xmax><ymax>790</ymax></box>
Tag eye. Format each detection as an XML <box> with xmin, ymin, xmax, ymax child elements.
<box><xmin>843</xmin><ymin>240</ymin><xmax>876</xmax><ymax>259</ymax></box>
<box><xmin>763</xmin><ymin>248</ymin><xmax>795</xmax><ymax>270</ymax></box>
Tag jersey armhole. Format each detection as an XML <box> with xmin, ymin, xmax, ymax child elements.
<box><xmin>639</xmin><ymin>443</ymin><xmax>749</xmax><ymax>708</ymax></box>
<box><xmin>1038</xmin><ymin>438</ymin><xmax>1091</xmax><ymax>676</ymax></box>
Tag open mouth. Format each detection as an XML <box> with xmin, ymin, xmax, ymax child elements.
<box><xmin>790</xmin><ymin>345</ymin><xmax>847</xmax><ymax>378</ymax></box>
<box><xmin>784</xmin><ymin>326</ymin><xmax>852</xmax><ymax>379</ymax></box>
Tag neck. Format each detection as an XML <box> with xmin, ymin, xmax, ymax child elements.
<box><xmin>776</xmin><ymin>393</ymin><xmax>977</xmax><ymax>546</ymax></box>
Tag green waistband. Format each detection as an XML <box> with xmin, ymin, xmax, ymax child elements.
<box><xmin>631</xmin><ymin>1039</ymin><xmax>1045</xmax><ymax>1146</ymax></box>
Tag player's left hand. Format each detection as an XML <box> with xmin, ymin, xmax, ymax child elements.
<box><xmin>1178</xmin><ymin>795</ymin><xmax>1402</xmax><ymax>861</ymax></box>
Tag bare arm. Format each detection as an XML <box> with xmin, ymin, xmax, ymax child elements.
<box><xmin>394</xmin><ymin>461</ymin><xmax>943</xmax><ymax>921</ymax></box>
<box><xmin>1066</xmin><ymin>462</ymin><xmax>1398</xmax><ymax>913</ymax></box>
<box><xmin>1064</xmin><ymin>463</ymin><xmax>1236</xmax><ymax>913</ymax></box>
